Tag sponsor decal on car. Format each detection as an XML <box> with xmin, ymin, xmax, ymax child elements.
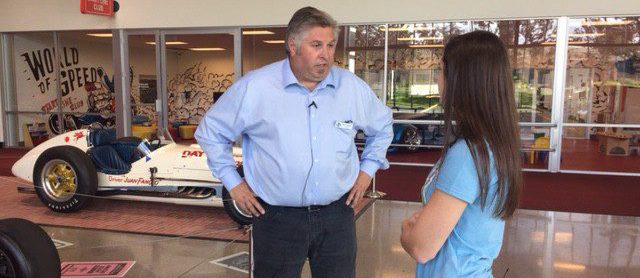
<box><xmin>108</xmin><ymin>176</ymin><xmax>157</xmax><ymax>185</ymax></box>
<box><xmin>182</xmin><ymin>150</ymin><xmax>204</xmax><ymax>158</ymax></box>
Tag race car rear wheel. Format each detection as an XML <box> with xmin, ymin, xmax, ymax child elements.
<box><xmin>0</xmin><ymin>218</ymin><xmax>61</xmax><ymax>278</ymax></box>
<box><xmin>221</xmin><ymin>187</ymin><xmax>253</xmax><ymax>226</ymax></box>
<box><xmin>34</xmin><ymin>146</ymin><xmax>98</xmax><ymax>212</ymax></box>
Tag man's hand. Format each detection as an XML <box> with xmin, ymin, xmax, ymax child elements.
<box><xmin>229</xmin><ymin>180</ymin><xmax>265</xmax><ymax>217</ymax></box>
<box><xmin>346</xmin><ymin>171</ymin><xmax>372</xmax><ymax>207</ymax></box>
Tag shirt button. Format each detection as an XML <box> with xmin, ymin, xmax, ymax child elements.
<box><xmin>311</xmin><ymin>114</ymin><xmax>315</xmax><ymax>118</ymax></box>
<box><xmin>314</xmin><ymin>159</ymin><xmax>319</xmax><ymax>163</ymax></box>
<box><xmin>315</xmin><ymin>182</ymin><xmax>319</xmax><ymax>185</ymax></box>
<box><xmin>313</xmin><ymin>136</ymin><xmax>317</xmax><ymax>140</ymax></box>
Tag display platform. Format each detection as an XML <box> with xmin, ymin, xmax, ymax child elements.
<box><xmin>0</xmin><ymin>176</ymin><xmax>375</xmax><ymax>243</ymax></box>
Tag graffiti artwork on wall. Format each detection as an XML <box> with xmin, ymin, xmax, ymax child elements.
<box><xmin>167</xmin><ymin>62</ymin><xmax>233</xmax><ymax>124</ymax></box>
<box><xmin>47</xmin><ymin>67</ymin><xmax>117</xmax><ymax>134</ymax></box>
<box><xmin>17</xmin><ymin>45</ymin><xmax>123</xmax><ymax>134</ymax></box>
<box><xmin>19</xmin><ymin>47</ymin><xmax>105</xmax><ymax>114</ymax></box>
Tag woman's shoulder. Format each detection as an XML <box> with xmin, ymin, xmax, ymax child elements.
<box><xmin>446</xmin><ymin>139</ymin><xmax>474</xmax><ymax>161</ymax></box>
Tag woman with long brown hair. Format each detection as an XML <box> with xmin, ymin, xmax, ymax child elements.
<box><xmin>400</xmin><ymin>30</ymin><xmax>522</xmax><ymax>277</ymax></box>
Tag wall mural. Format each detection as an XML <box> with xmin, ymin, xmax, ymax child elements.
<box><xmin>167</xmin><ymin>62</ymin><xmax>233</xmax><ymax>124</ymax></box>
<box><xmin>18</xmin><ymin>46</ymin><xmax>120</xmax><ymax>135</ymax></box>
<box><xmin>19</xmin><ymin>47</ymin><xmax>102</xmax><ymax>113</ymax></box>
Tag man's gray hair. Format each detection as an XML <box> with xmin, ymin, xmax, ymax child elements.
<box><xmin>285</xmin><ymin>6</ymin><xmax>339</xmax><ymax>55</ymax></box>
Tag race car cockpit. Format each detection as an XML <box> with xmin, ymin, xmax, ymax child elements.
<box><xmin>86</xmin><ymin>127</ymin><xmax>172</xmax><ymax>175</ymax></box>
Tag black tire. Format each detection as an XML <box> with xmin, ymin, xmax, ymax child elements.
<box><xmin>33</xmin><ymin>146</ymin><xmax>98</xmax><ymax>212</ymax></box>
<box><xmin>221</xmin><ymin>187</ymin><xmax>252</xmax><ymax>226</ymax></box>
<box><xmin>0</xmin><ymin>218</ymin><xmax>61</xmax><ymax>278</ymax></box>
<box><xmin>47</xmin><ymin>114</ymin><xmax>62</xmax><ymax>135</ymax></box>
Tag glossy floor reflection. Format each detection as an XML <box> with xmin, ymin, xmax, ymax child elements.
<box><xmin>43</xmin><ymin>200</ymin><xmax>640</xmax><ymax>277</ymax></box>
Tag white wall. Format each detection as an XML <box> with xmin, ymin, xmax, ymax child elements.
<box><xmin>1</xmin><ymin>0</ymin><xmax>639</xmax><ymax>32</ymax></box>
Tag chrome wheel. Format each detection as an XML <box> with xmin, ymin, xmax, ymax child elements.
<box><xmin>40</xmin><ymin>159</ymin><xmax>77</xmax><ymax>202</ymax></box>
<box><xmin>403</xmin><ymin>128</ymin><xmax>422</xmax><ymax>151</ymax></box>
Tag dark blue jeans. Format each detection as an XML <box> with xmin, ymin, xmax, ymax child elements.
<box><xmin>253</xmin><ymin>195</ymin><xmax>356</xmax><ymax>278</ymax></box>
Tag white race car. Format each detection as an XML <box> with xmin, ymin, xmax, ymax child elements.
<box><xmin>11</xmin><ymin>126</ymin><xmax>252</xmax><ymax>225</ymax></box>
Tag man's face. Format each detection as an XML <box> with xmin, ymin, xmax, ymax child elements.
<box><xmin>289</xmin><ymin>26</ymin><xmax>336</xmax><ymax>87</ymax></box>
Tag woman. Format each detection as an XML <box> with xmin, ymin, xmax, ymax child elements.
<box><xmin>400</xmin><ymin>30</ymin><xmax>522</xmax><ymax>277</ymax></box>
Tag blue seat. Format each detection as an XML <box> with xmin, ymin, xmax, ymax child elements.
<box><xmin>89</xmin><ymin>128</ymin><xmax>116</xmax><ymax>146</ymax></box>
<box><xmin>111</xmin><ymin>137</ymin><xmax>143</xmax><ymax>164</ymax></box>
<box><xmin>89</xmin><ymin>145</ymin><xmax>131</xmax><ymax>175</ymax></box>
<box><xmin>88</xmin><ymin>128</ymin><xmax>138</xmax><ymax>175</ymax></box>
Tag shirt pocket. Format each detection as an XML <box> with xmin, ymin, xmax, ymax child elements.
<box><xmin>334</xmin><ymin>127</ymin><xmax>356</xmax><ymax>154</ymax></box>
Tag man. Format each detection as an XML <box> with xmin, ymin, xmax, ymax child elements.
<box><xmin>195</xmin><ymin>6</ymin><xmax>393</xmax><ymax>277</ymax></box>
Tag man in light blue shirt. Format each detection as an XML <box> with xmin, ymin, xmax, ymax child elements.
<box><xmin>195</xmin><ymin>6</ymin><xmax>392</xmax><ymax>278</ymax></box>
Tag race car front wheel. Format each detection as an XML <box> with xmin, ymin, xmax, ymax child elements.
<box><xmin>33</xmin><ymin>146</ymin><xmax>98</xmax><ymax>212</ymax></box>
<box><xmin>0</xmin><ymin>218</ymin><xmax>61</xmax><ymax>278</ymax></box>
<box><xmin>221</xmin><ymin>187</ymin><xmax>253</xmax><ymax>226</ymax></box>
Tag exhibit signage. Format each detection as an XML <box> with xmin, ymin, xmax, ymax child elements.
<box><xmin>80</xmin><ymin>0</ymin><xmax>114</xmax><ymax>16</ymax></box>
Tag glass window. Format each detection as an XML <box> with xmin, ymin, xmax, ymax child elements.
<box><xmin>163</xmin><ymin>33</ymin><xmax>235</xmax><ymax>130</ymax></box>
<box><xmin>520</xmin><ymin>126</ymin><xmax>553</xmax><ymax>170</ymax></box>
<box><xmin>56</xmin><ymin>31</ymin><xmax>114</xmax><ymax>134</ymax></box>
<box><xmin>9</xmin><ymin>31</ymin><xmax>115</xmax><ymax>144</ymax></box>
<box><xmin>242</xmin><ymin>28</ymin><xmax>286</xmax><ymax>74</ymax></box>
<box><xmin>11</xmin><ymin>32</ymin><xmax>56</xmax><ymax>113</ymax></box>
<box><xmin>561</xmin><ymin>17</ymin><xmax>640</xmax><ymax>173</ymax></box>
<box><xmin>474</xmin><ymin>19</ymin><xmax>558</xmax><ymax>123</ymax></box>
<box><xmin>242</xmin><ymin>26</ymin><xmax>347</xmax><ymax>73</ymax></box>
<box><xmin>10</xmin><ymin>32</ymin><xmax>56</xmax><ymax>145</ymax></box>
<box><xmin>561</xmin><ymin>127</ymin><xmax>640</xmax><ymax>173</ymax></box>
<box><xmin>347</xmin><ymin>25</ymin><xmax>386</xmax><ymax>99</ymax></box>
<box><xmin>565</xmin><ymin>17</ymin><xmax>640</xmax><ymax>125</ymax></box>
<box><xmin>386</xmin><ymin>22</ymin><xmax>470</xmax><ymax>118</ymax></box>
<box><xmin>128</xmin><ymin>34</ymin><xmax>159</xmax><ymax>127</ymax></box>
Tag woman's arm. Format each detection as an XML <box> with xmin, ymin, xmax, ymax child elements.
<box><xmin>400</xmin><ymin>189</ymin><xmax>468</xmax><ymax>263</ymax></box>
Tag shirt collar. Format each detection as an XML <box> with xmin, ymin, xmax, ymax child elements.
<box><xmin>282</xmin><ymin>58</ymin><xmax>336</xmax><ymax>91</ymax></box>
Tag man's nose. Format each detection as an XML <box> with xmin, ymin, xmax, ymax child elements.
<box><xmin>319</xmin><ymin>46</ymin><xmax>329</xmax><ymax>59</ymax></box>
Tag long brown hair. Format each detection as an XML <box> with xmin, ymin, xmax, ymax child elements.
<box><xmin>440</xmin><ymin>30</ymin><xmax>522</xmax><ymax>219</ymax></box>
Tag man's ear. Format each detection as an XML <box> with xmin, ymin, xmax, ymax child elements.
<box><xmin>287</xmin><ymin>39</ymin><xmax>296</xmax><ymax>56</ymax></box>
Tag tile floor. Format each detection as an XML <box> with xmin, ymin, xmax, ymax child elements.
<box><xmin>39</xmin><ymin>200</ymin><xmax>640</xmax><ymax>277</ymax></box>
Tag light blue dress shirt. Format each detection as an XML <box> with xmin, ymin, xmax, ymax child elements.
<box><xmin>417</xmin><ymin>140</ymin><xmax>504</xmax><ymax>277</ymax></box>
<box><xmin>195</xmin><ymin>59</ymin><xmax>393</xmax><ymax>207</ymax></box>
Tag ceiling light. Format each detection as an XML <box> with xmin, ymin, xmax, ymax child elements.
<box><xmin>554</xmin><ymin>262</ymin><xmax>586</xmax><ymax>272</ymax></box>
<box><xmin>541</xmin><ymin>41</ymin><xmax>588</xmax><ymax>45</ymax></box>
<box><xmin>87</xmin><ymin>33</ymin><xmax>112</xmax><ymax>38</ymax></box>
<box><xmin>569</xmin><ymin>33</ymin><xmax>606</xmax><ymax>38</ymax></box>
<box><xmin>381</xmin><ymin>26</ymin><xmax>434</xmax><ymax>32</ymax></box>
<box><xmin>145</xmin><ymin>41</ymin><xmax>188</xmax><ymax>45</ymax></box>
<box><xmin>408</xmin><ymin>44</ymin><xmax>444</xmax><ymax>48</ymax></box>
<box><xmin>550</xmin><ymin>33</ymin><xmax>605</xmax><ymax>38</ymax></box>
<box><xmin>531</xmin><ymin>231</ymin><xmax>545</xmax><ymax>242</ymax></box>
<box><xmin>398</xmin><ymin>37</ymin><xmax>444</xmax><ymax>41</ymax></box>
<box><xmin>581</xmin><ymin>20</ymin><xmax>633</xmax><ymax>26</ymax></box>
<box><xmin>263</xmin><ymin>40</ymin><xmax>285</xmax><ymax>44</ymax></box>
<box><xmin>188</xmin><ymin>48</ymin><xmax>225</xmax><ymax>51</ymax></box>
<box><xmin>242</xmin><ymin>30</ymin><xmax>275</xmax><ymax>35</ymax></box>
<box><xmin>554</xmin><ymin>232</ymin><xmax>573</xmax><ymax>243</ymax></box>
